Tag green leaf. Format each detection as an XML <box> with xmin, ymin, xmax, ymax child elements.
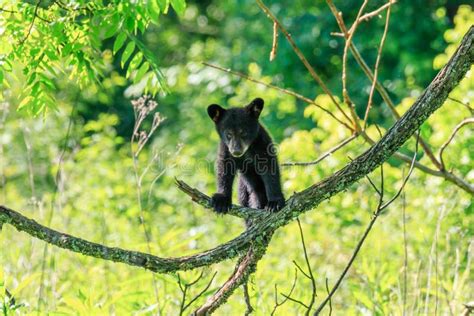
<box><xmin>121</xmin><ymin>41</ymin><xmax>136</xmax><ymax>68</ymax></box>
<box><xmin>128</xmin><ymin>33</ymin><xmax>168</xmax><ymax>91</ymax></box>
<box><xmin>18</xmin><ymin>96</ymin><xmax>33</xmax><ymax>110</ymax></box>
<box><xmin>126</xmin><ymin>52</ymin><xmax>143</xmax><ymax>78</ymax></box>
<box><xmin>113</xmin><ymin>33</ymin><xmax>127</xmax><ymax>55</ymax></box>
<box><xmin>125</xmin><ymin>16</ymin><xmax>136</xmax><ymax>33</ymax></box>
<box><xmin>134</xmin><ymin>62</ymin><xmax>150</xmax><ymax>83</ymax></box>
<box><xmin>103</xmin><ymin>13</ymin><xmax>121</xmax><ymax>39</ymax></box>
<box><xmin>156</xmin><ymin>0</ymin><xmax>169</xmax><ymax>12</ymax></box>
<box><xmin>147</xmin><ymin>0</ymin><xmax>161</xmax><ymax>25</ymax></box>
<box><xmin>170</xmin><ymin>0</ymin><xmax>185</xmax><ymax>15</ymax></box>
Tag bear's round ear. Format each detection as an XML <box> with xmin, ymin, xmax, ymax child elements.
<box><xmin>246</xmin><ymin>98</ymin><xmax>264</xmax><ymax>118</ymax></box>
<box><xmin>207</xmin><ymin>104</ymin><xmax>225</xmax><ymax>123</ymax></box>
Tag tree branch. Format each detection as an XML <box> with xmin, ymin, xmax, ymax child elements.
<box><xmin>0</xmin><ymin>204</ymin><xmax>256</xmax><ymax>273</ymax></box>
<box><xmin>438</xmin><ymin>118</ymin><xmax>474</xmax><ymax>170</ymax></box>
<box><xmin>281</xmin><ymin>134</ymin><xmax>358</xmax><ymax>167</ymax></box>
<box><xmin>363</xmin><ymin>0</ymin><xmax>392</xmax><ymax>128</ymax></box>
<box><xmin>357</xmin><ymin>0</ymin><xmax>396</xmax><ymax>23</ymax></box>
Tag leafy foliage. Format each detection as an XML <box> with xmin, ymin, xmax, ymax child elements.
<box><xmin>0</xmin><ymin>0</ymin><xmax>188</xmax><ymax>115</ymax></box>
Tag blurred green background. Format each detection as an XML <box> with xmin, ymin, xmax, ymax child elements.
<box><xmin>0</xmin><ymin>0</ymin><xmax>473</xmax><ymax>314</ymax></box>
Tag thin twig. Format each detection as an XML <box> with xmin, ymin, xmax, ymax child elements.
<box><xmin>438</xmin><ymin>118</ymin><xmax>474</xmax><ymax>170</ymax></box>
<box><xmin>325</xmin><ymin>278</ymin><xmax>332</xmax><ymax>316</ymax></box>
<box><xmin>19</xmin><ymin>0</ymin><xmax>42</xmax><ymax>45</ymax></box>
<box><xmin>339</xmin><ymin>0</ymin><xmax>368</xmax><ymax>132</ymax></box>
<box><xmin>380</xmin><ymin>131</ymin><xmax>420</xmax><ymax>210</ymax></box>
<box><xmin>271</xmin><ymin>269</ymin><xmax>298</xmax><ymax>316</ymax></box>
<box><xmin>447</xmin><ymin>96</ymin><xmax>473</xmax><ymax>114</ymax></box>
<box><xmin>243</xmin><ymin>282</ymin><xmax>253</xmax><ymax>315</ymax></box>
<box><xmin>179</xmin><ymin>272</ymin><xmax>217</xmax><ymax>313</ymax></box>
<box><xmin>270</xmin><ymin>21</ymin><xmax>278</xmax><ymax>61</ymax></box>
<box><xmin>256</xmin><ymin>0</ymin><xmax>353</xmax><ymax>125</ymax></box>
<box><xmin>365</xmin><ymin>173</ymin><xmax>381</xmax><ymax>196</ymax></box>
<box><xmin>0</xmin><ymin>8</ymin><xmax>17</xmax><ymax>13</ymax></box>
<box><xmin>281</xmin><ymin>293</ymin><xmax>310</xmax><ymax>309</ymax></box>
<box><xmin>402</xmin><ymin>184</ymin><xmax>408</xmax><ymax>316</ymax></box>
<box><xmin>282</xmin><ymin>134</ymin><xmax>357</xmax><ymax>167</ymax></box>
<box><xmin>297</xmin><ymin>219</ymin><xmax>317</xmax><ymax>315</ymax></box>
<box><xmin>363</xmin><ymin>1</ymin><xmax>392</xmax><ymax>129</ymax></box>
<box><xmin>293</xmin><ymin>260</ymin><xmax>311</xmax><ymax>280</ymax></box>
<box><xmin>357</xmin><ymin>0</ymin><xmax>396</xmax><ymax>23</ymax></box>
<box><xmin>203</xmin><ymin>62</ymin><xmax>353</xmax><ymax>131</ymax></box>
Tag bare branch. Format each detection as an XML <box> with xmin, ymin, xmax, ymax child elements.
<box><xmin>357</xmin><ymin>0</ymin><xmax>397</xmax><ymax>23</ymax></box>
<box><xmin>293</xmin><ymin>260</ymin><xmax>311</xmax><ymax>280</ymax></box>
<box><xmin>365</xmin><ymin>173</ymin><xmax>381</xmax><ymax>196</ymax></box>
<box><xmin>331</xmin><ymin>0</ymin><xmax>368</xmax><ymax>132</ymax></box>
<box><xmin>363</xmin><ymin>1</ymin><xmax>392</xmax><ymax>128</ymax></box>
<box><xmin>296</xmin><ymin>219</ymin><xmax>317</xmax><ymax>314</ymax></box>
<box><xmin>380</xmin><ymin>131</ymin><xmax>420</xmax><ymax>210</ymax></box>
<box><xmin>178</xmin><ymin>272</ymin><xmax>217</xmax><ymax>314</ymax></box>
<box><xmin>270</xmin><ymin>21</ymin><xmax>278</xmax><ymax>61</ymax></box>
<box><xmin>281</xmin><ymin>293</ymin><xmax>310</xmax><ymax>309</ymax></box>
<box><xmin>0</xmin><ymin>8</ymin><xmax>17</xmax><ymax>13</ymax></box>
<box><xmin>271</xmin><ymin>269</ymin><xmax>298</xmax><ymax>316</ymax></box>
<box><xmin>0</xmin><ymin>204</ymin><xmax>261</xmax><ymax>274</ymax></box>
<box><xmin>282</xmin><ymin>134</ymin><xmax>358</xmax><ymax>167</ymax></box>
<box><xmin>325</xmin><ymin>278</ymin><xmax>332</xmax><ymax>316</ymax></box>
<box><xmin>19</xmin><ymin>0</ymin><xmax>43</xmax><ymax>45</ymax></box>
<box><xmin>243</xmin><ymin>282</ymin><xmax>253</xmax><ymax>315</ymax></box>
<box><xmin>438</xmin><ymin>118</ymin><xmax>474</xmax><ymax>170</ymax></box>
<box><xmin>447</xmin><ymin>96</ymin><xmax>473</xmax><ymax>114</ymax></box>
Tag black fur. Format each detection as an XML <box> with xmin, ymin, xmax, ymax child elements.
<box><xmin>207</xmin><ymin>98</ymin><xmax>285</xmax><ymax>215</ymax></box>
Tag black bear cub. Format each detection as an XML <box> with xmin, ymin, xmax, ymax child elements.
<box><xmin>207</xmin><ymin>97</ymin><xmax>285</xmax><ymax>214</ymax></box>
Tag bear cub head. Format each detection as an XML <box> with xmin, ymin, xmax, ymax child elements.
<box><xmin>207</xmin><ymin>98</ymin><xmax>264</xmax><ymax>158</ymax></box>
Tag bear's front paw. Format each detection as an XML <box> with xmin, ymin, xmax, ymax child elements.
<box><xmin>265</xmin><ymin>198</ymin><xmax>285</xmax><ymax>212</ymax></box>
<box><xmin>210</xmin><ymin>193</ymin><xmax>232</xmax><ymax>214</ymax></box>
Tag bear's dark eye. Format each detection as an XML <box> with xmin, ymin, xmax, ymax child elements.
<box><xmin>225</xmin><ymin>132</ymin><xmax>232</xmax><ymax>140</ymax></box>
